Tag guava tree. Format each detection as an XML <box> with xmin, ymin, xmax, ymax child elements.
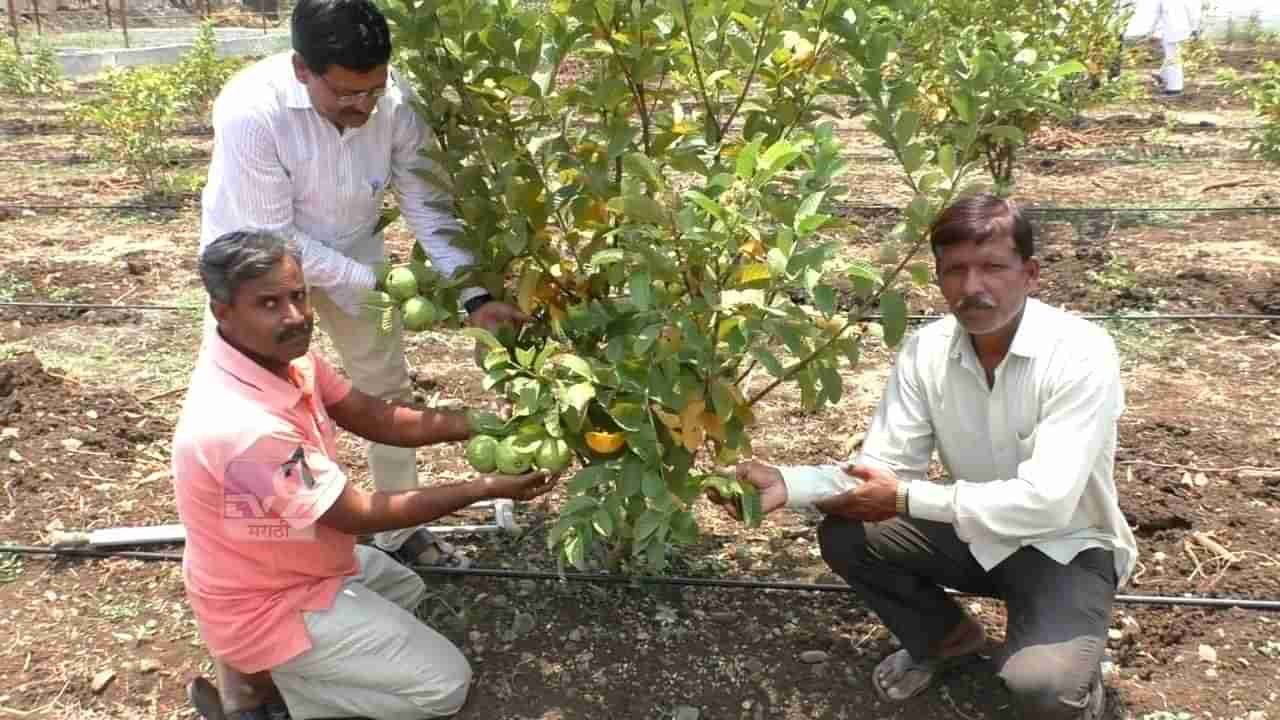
<box><xmin>379</xmin><ymin>0</ymin><xmax>1000</xmax><ymax>571</ymax></box>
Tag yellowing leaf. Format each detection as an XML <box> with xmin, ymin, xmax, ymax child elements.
<box><xmin>701</xmin><ymin>411</ymin><xmax>726</xmax><ymax>442</ymax></box>
<box><xmin>517</xmin><ymin>267</ymin><xmax>542</xmax><ymax>314</ymax></box>
<box><xmin>680</xmin><ymin>418</ymin><xmax>706</xmax><ymax>452</ymax></box>
<box><xmin>736</xmin><ymin>262</ymin><xmax>771</xmax><ymax>285</ymax></box>
<box><xmin>654</xmin><ymin>408</ymin><xmax>682</xmax><ymax>431</ymax></box>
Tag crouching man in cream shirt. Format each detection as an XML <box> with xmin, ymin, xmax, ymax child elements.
<box><xmin>710</xmin><ymin>194</ymin><xmax>1136</xmax><ymax>719</ymax></box>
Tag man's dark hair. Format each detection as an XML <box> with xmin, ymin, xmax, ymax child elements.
<box><xmin>929</xmin><ymin>194</ymin><xmax>1035</xmax><ymax>262</ymax></box>
<box><xmin>291</xmin><ymin>0</ymin><xmax>392</xmax><ymax>75</ymax></box>
<box><xmin>199</xmin><ymin>230</ymin><xmax>302</xmax><ymax>305</ymax></box>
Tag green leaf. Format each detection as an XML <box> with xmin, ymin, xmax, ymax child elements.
<box><xmin>564</xmin><ymin>382</ymin><xmax>595</xmax><ymax>416</ymax></box>
<box><xmin>593</xmin><ymin>507</ymin><xmax>614</xmax><ymax>537</ymax></box>
<box><xmin>908</xmin><ymin>262</ymin><xmax>933</xmax><ymax>286</ymax></box>
<box><xmin>630</xmin><ymin>270</ymin><xmax>652</xmax><ymax>311</ymax></box>
<box><xmin>767</xmin><ymin>247</ymin><xmax>789</xmax><ymax>279</ymax></box>
<box><xmin>557</xmin><ymin>354</ymin><xmax>596</xmax><ymax>381</ymax></box>
<box><xmin>759</xmin><ymin>140</ymin><xmax>800</xmax><ymax>177</ymax></box>
<box><xmin>620</xmin><ymin>457</ymin><xmax>644</xmax><ymax>496</ymax></box>
<box><xmin>623</xmin><ymin>152</ymin><xmax>665</xmax><ymax>192</ymax></box>
<box><xmin>684</xmin><ymin>190</ymin><xmax>725</xmax><ymax>220</ymax></box>
<box><xmin>894</xmin><ymin>110</ymin><xmax>921</xmax><ymax>147</ymax></box>
<box><xmin>813</xmin><ymin>285</ymin><xmax>837</xmax><ymax>315</ymax></box>
<box><xmin>818</xmin><ymin>364</ymin><xmax>843</xmax><ymax>405</ymax></box>
<box><xmin>561</xmin><ymin>495</ymin><xmax>598</xmax><ymax>517</ymax></box>
<box><xmin>634</xmin><ymin>509</ymin><xmax>663</xmax><ymax>542</ymax></box>
<box><xmin>568</xmin><ymin>465</ymin><xmax>612</xmax><ymax>494</ymax></box>
<box><xmin>736</xmin><ymin>136</ymin><xmax>764</xmax><ymax>179</ymax></box>
<box><xmin>795</xmin><ymin>190</ymin><xmax>825</xmax><ymax>226</ymax></box>
<box><xmin>749</xmin><ymin>348</ymin><xmax>784</xmax><ymax>377</ymax></box>
<box><xmin>739</xmin><ymin>482</ymin><xmax>763</xmax><ymax>528</ymax></box>
<box><xmin>613</xmin><ymin>194</ymin><xmax>668</xmax><ymax>226</ymax></box>
<box><xmin>901</xmin><ymin>143</ymin><xmax>927</xmax><ymax>174</ymax></box>
<box><xmin>710</xmin><ymin>379</ymin><xmax>735</xmax><ymax>421</ymax></box>
<box><xmin>1044</xmin><ymin>59</ymin><xmax>1086</xmax><ymax>80</ymax></box>
<box><xmin>462</xmin><ymin>327</ymin><xmax>503</xmax><ymax>350</ymax></box>
<box><xmin>642</xmin><ymin>469</ymin><xmax>666</xmax><ymax>499</ymax></box>
<box><xmin>587</xmin><ymin>248</ymin><xmax>626</xmax><ymax>268</ymax></box>
<box><xmin>952</xmin><ymin>93</ymin><xmax>975</xmax><ymax>124</ymax></box>
<box><xmin>938</xmin><ymin>144</ymin><xmax>957</xmax><ymax>178</ymax></box>
<box><xmin>985</xmin><ymin>125</ymin><xmax>1025</xmax><ymax>144</ymax></box>
<box><xmin>879</xmin><ymin>289</ymin><xmax>908</xmax><ymax>348</ymax></box>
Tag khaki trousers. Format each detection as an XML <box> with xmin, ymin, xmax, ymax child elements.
<box><xmin>270</xmin><ymin>545</ymin><xmax>472</xmax><ymax>719</ymax></box>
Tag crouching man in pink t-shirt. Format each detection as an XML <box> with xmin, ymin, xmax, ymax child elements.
<box><xmin>173</xmin><ymin>230</ymin><xmax>557</xmax><ymax>720</ymax></box>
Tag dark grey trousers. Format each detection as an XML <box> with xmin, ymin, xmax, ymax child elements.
<box><xmin>818</xmin><ymin>516</ymin><xmax>1116</xmax><ymax>719</ymax></box>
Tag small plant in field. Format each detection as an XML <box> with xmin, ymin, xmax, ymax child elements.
<box><xmin>1228</xmin><ymin>61</ymin><xmax>1280</xmax><ymax>162</ymax></box>
<box><xmin>0</xmin><ymin>552</ymin><xmax>22</xmax><ymax>584</ymax></box>
<box><xmin>173</xmin><ymin>20</ymin><xmax>246</xmax><ymax>118</ymax></box>
<box><xmin>47</xmin><ymin>285</ymin><xmax>84</xmax><ymax>302</ymax></box>
<box><xmin>1258</xmin><ymin>639</ymin><xmax>1280</xmax><ymax>658</ymax></box>
<box><xmin>1087</xmin><ymin>256</ymin><xmax>1138</xmax><ymax>293</ymax></box>
<box><xmin>1178</xmin><ymin>36</ymin><xmax>1220</xmax><ymax>77</ymax></box>
<box><xmin>71</xmin><ymin>66</ymin><xmax>184</xmax><ymax>194</ymax></box>
<box><xmin>71</xmin><ymin>26</ymin><xmax>243</xmax><ymax>193</ymax></box>
<box><xmin>0</xmin><ymin>272</ymin><xmax>33</xmax><ymax>302</ymax></box>
<box><xmin>0</xmin><ymin>39</ymin><xmax>62</xmax><ymax>96</ymax></box>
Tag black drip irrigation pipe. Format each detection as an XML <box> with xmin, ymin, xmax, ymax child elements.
<box><xmin>4</xmin><ymin>203</ymin><xmax>1280</xmax><ymax>214</ymax></box>
<box><xmin>3</xmin><ymin>543</ymin><xmax>1279</xmax><ymax>611</ymax></box>
<box><xmin>0</xmin><ymin>301</ymin><xmax>1276</xmax><ymax>323</ymax></box>
<box><xmin>0</xmin><ymin>301</ymin><xmax>197</xmax><ymax>311</ymax></box>
<box><xmin>842</xmin><ymin>152</ymin><xmax>1275</xmax><ymax>166</ymax></box>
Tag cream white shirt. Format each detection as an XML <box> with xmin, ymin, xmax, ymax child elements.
<box><xmin>200</xmin><ymin>53</ymin><xmax>478</xmax><ymax>315</ymax></box>
<box><xmin>782</xmin><ymin>299</ymin><xmax>1138</xmax><ymax>587</ymax></box>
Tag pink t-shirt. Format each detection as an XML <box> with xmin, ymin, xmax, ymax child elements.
<box><xmin>172</xmin><ymin>329</ymin><xmax>357</xmax><ymax>673</ymax></box>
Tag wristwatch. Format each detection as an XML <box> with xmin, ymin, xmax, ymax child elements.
<box><xmin>463</xmin><ymin>293</ymin><xmax>493</xmax><ymax>315</ymax></box>
<box><xmin>895</xmin><ymin>480</ymin><xmax>911</xmax><ymax>517</ymax></box>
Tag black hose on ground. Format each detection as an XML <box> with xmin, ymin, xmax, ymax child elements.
<box><xmin>3</xmin><ymin>544</ymin><xmax>1280</xmax><ymax>611</ymax></box>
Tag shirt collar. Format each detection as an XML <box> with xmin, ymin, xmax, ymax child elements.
<box><xmin>285</xmin><ymin>74</ymin><xmax>313</xmax><ymax>109</ymax></box>
<box><xmin>947</xmin><ymin>297</ymin><xmax>1046</xmax><ymax>361</ymax></box>
<box><xmin>206</xmin><ymin>327</ymin><xmax>313</xmax><ymax>410</ymax></box>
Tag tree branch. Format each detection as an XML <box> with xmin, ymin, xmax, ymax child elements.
<box><xmin>718</xmin><ymin>8</ymin><xmax>773</xmax><ymax>142</ymax></box>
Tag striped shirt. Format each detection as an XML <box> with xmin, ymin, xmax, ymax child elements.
<box><xmin>200</xmin><ymin>53</ymin><xmax>477</xmax><ymax>312</ymax></box>
<box><xmin>782</xmin><ymin>299</ymin><xmax>1138</xmax><ymax>586</ymax></box>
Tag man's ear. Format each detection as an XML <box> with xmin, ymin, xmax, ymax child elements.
<box><xmin>1024</xmin><ymin>257</ymin><xmax>1041</xmax><ymax>293</ymax></box>
<box><xmin>209</xmin><ymin>299</ymin><xmax>232</xmax><ymax>326</ymax></box>
<box><xmin>292</xmin><ymin>53</ymin><xmax>308</xmax><ymax>83</ymax></box>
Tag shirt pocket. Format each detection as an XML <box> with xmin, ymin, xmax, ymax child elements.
<box><xmin>1015</xmin><ymin>429</ymin><xmax>1037</xmax><ymax>465</ymax></box>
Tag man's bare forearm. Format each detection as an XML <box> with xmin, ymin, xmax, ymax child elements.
<box><xmin>321</xmin><ymin>479</ymin><xmax>492</xmax><ymax>536</ymax></box>
<box><xmin>329</xmin><ymin>389</ymin><xmax>471</xmax><ymax>448</ymax></box>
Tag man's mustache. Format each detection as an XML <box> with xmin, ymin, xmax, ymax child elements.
<box><xmin>277</xmin><ymin>320</ymin><xmax>313</xmax><ymax>343</ymax></box>
<box><xmin>957</xmin><ymin>295</ymin><xmax>997</xmax><ymax>310</ymax></box>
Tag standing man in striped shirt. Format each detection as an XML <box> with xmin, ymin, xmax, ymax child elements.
<box><xmin>200</xmin><ymin>0</ymin><xmax>524</xmax><ymax>568</ymax></box>
<box><xmin>711</xmin><ymin>195</ymin><xmax>1136</xmax><ymax>719</ymax></box>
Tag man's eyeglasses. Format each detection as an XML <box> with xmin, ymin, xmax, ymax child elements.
<box><xmin>317</xmin><ymin>75</ymin><xmax>387</xmax><ymax>108</ymax></box>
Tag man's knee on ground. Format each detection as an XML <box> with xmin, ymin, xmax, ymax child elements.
<box><xmin>999</xmin><ymin>657</ymin><xmax>1092</xmax><ymax>720</ymax></box>
<box><xmin>817</xmin><ymin>515</ymin><xmax>870</xmax><ymax>575</ymax></box>
<box><xmin>407</xmin><ymin>654</ymin><xmax>472</xmax><ymax>718</ymax></box>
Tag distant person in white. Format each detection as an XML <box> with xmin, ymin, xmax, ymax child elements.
<box><xmin>710</xmin><ymin>195</ymin><xmax>1136</xmax><ymax>719</ymax></box>
<box><xmin>200</xmin><ymin>0</ymin><xmax>525</xmax><ymax>567</ymax></box>
<box><xmin>1124</xmin><ymin>0</ymin><xmax>1204</xmax><ymax>95</ymax></box>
